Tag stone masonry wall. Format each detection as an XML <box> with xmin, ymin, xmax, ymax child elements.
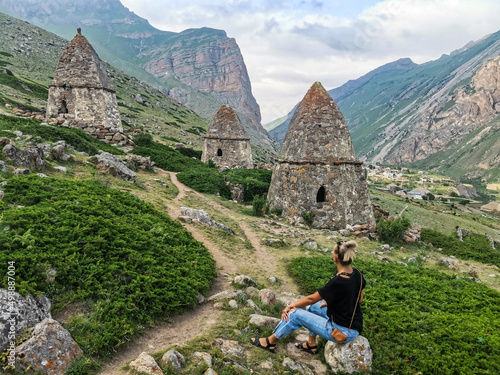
<box><xmin>201</xmin><ymin>138</ymin><xmax>253</xmax><ymax>169</ymax></box>
<box><xmin>268</xmin><ymin>161</ymin><xmax>375</xmax><ymax>229</ymax></box>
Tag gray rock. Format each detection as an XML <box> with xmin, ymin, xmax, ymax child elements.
<box><xmin>14</xmin><ymin>318</ymin><xmax>83</xmax><ymax>375</ymax></box>
<box><xmin>0</xmin><ymin>289</ymin><xmax>51</xmax><ymax>351</ymax></box>
<box><xmin>208</xmin><ymin>290</ymin><xmax>237</xmax><ymax>301</ymax></box>
<box><xmin>228</xmin><ymin>300</ymin><xmax>238</xmax><ymax>309</ymax></box>
<box><xmin>194</xmin><ymin>351</ymin><xmax>212</xmax><ymax>367</ymax></box>
<box><xmin>234</xmin><ymin>275</ymin><xmax>257</xmax><ymax>286</ymax></box>
<box><xmin>282</xmin><ymin>357</ymin><xmax>314</xmax><ymax>375</ymax></box>
<box><xmin>197</xmin><ymin>293</ymin><xmax>206</xmax><ymax>304</ymax></box>
<box><xmin>268</xmin><ymin>276</ymin><xmax>277</xmax><ymax>283</ymax></box>
<box><xmin>380</xmin><ymin>244</ymin><xmax>391</xmax><ymax>250</ymax></box>
<box><xmin>258</xmin><ymin>359</ymin><xmax>274</xmax><ymax>370</ymax></box>
<box><xmin>258</xmin><ymin>288</ymin><xmax>276</xmax><ymax>305</ymax></box>
<box><xmin>324</xmin><ymin>335</ymin><xmax>373</xmax><ymax>373</ymax></box>
<box><xmin>0</xmin><ymin>160</ymin><xmax>8</xmax><ymax>172</ymax></box>
<box><xmin>131</xmin><ymin>352</ymin><xmax>163</xmax><ymax>375</ymax></box>
<box><xmin>3</xmin><ymin>144</ymin><xmax>46</xmax><ymax>170</ymax></box>
<box><xmin>249</xmin><ymin>314</ymin><xmax>280</xmax><ymax>328</ymax></box>
<box><xmin>162</xmin><ymin>349</ymin><xmax>186</xmax><ymax>370</ymax></box>
<box><xmin>438</xmin><ymin>257</ymin><xmax>459</xmax><ymax>270</ymax></box>
<box><xmin>37</xmin><ymin>173</ymin><xmax>48</xmax><ymax>178</ymax></box>
<box><xmin>53</xmin><ymin>166</ymin><xmax>68</xmax><ymax>173</ymax></box>
<box><xmin>13</xmin><ymin>168</ymin><xmax>30</xmax><ymax>175</ymax></box>
<box><xmin>339</xmin><ymin>229</ymin><xmax>351</xmax><ymax>236</ymax></box>
<box><xmin>50</xmin><ymin>144</ymin><xmax>65</xmax><ymax>159</ymax></box>
<box><xmin>215</xmin><ymin>339</ymin><xmax>244</xmax><ymax>356</ymax></box>
<box><xmin>246</xmin><ymin>299</ymin><xmax>262</xmax><ymax>313</ymax></box>
<box><xmin>179</xmin><ymin>207</ymin><xmax>234</xmax><ymax>234</ymax></box>
<box><xmin>13</xmin><ymin>130</ymin><xmax>23</xmax><ymax>138</ymax></box>
<box><xmin>303</xmin><ymin>241</ymin><xmax>318</xmax><ymax>250</ymax></box>
<box><xmin>90</xmin><ymin>152</ymin><xmax>137</xmax><ymax>182</ymax></box>
<box><xmin>245</xmin><ymin>286</ymin><xmax>259</xmax><ymax>297</ymax></box>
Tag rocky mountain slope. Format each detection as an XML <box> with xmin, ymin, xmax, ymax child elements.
<box><xmin>268</xmin><ymin>32</ymin><xmax>500</xmax><ymax>182</ymax></box>
<box><xmin>0</xmin><ymin>0</ymin><xmax>277</xmax><ymax>155</ymax></box>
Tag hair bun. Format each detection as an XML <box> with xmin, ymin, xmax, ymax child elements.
<box><xmin>342</xmin><ymin>240</ymin><xmax>358</xmax><ymax>251</ymax></box>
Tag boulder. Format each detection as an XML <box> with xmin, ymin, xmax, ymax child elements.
<box><xmin>258</xmin><ymin>288</ymin><xmax>276</xmax><ymax>305</ymax></box>
<box><xmin>194</xmin><ymin>351</ymin><xmax>213</xmax><ymax>367</ymax></box>
<box><xmin>215</xmin><ymin>339</ymin><xmax>244</xmax><ymax>356</ymax></box>
<box><xmin>207</xmin><ymin>290</ymin><xmax>237</xmax><ymax>301</ymax></box>
<box><xmin>246</xmin><ymin>299</ymin><xmax>262</xmax><ymax>313</ymax></box>
<box><xmin>179</xmin><ymin>207</ymin><xmax>234</xmax><ymax>234</ymax></box>
<box><xmin>89</xmin><ymin>152</ymin><xmax>137</xmax><ymax>182</ymax></box>
<box><xmin>130</xmin><ymin>352</ymin><xmax>163</xmax><ymax>375</ymax></box>
<box><xmin>282</xmin><ymin>357</ymin><xmax>314</xmax><ymax>375</ymax></box>
<box><xmin>0</xmin><ymin>160</ymin><xmax>8</xmax><ymax>172</ymax></box>
<box><xmin>53</xmin><ymin>166</ymin><xmax>68</xmax><ymax>173</ymax></box>
<box><xmin>324</xmin><ymin>335</ymin><xmax>372</xmax><ymax>374</ymax></box>
<box><xmin>0</xmin><ymin>289</ymin><xmax>51</xmax><ymax>351</ymax></box>
<box><xmin>249</xmin><ymin>314</ymin><xmax>280</xmax><ymax>328</ymax></box>
<box><xmin>204</xmin><ymin>369</ymin><xmax>218</xmax><ymax>375</ymax></box>
<box><xmin>162</xmin><ymin>349</ymin><xmax>185</xmax><ymax>370</ymax></box>
<box><xmin>234</xmin><ymin>275</ymin><xmax>257</xmax><ymax>286</ymax></box>
<box><xmin>3</xmin><ymin>144</ymin><xmax>46</xmax><ymax>170</ymax></box>
<box><xmin>14</xmin><ymin>318</ymin><xmax>83</xmax><ymax>375</ymax></box>
<box><xmin>438</xmin><ymin>257</ymin><xmax>459</xmax><ymax>270</ymax></box>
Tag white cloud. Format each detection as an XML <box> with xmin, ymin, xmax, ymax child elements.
<box><xmin>120</xmin><ymin>0</ymin><xmax>500</xmax><ymax>124</ymax></box>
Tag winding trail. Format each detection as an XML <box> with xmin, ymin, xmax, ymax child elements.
<box><xmin>98</xmin><ymin>172</ymin><xmax>285</xmax><ymax>374</ymax></box>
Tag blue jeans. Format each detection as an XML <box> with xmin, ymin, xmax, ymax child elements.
<box><xmin>273</xmin><ymin>301</ymin><xmax>359</xmax><ymax>343</ymax></box>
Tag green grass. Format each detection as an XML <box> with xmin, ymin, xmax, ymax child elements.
<box><xmin>0</xmin><ymin>176</ymin><xmax>216</xmax><ymax>372</ymax></box>
<box><xmin>289</xmin><ymin>256</ymin><xmax>500</xmax><ymax>375</ymax></box>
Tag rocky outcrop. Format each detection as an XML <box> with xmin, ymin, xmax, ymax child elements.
<box><xmin>179</xmin><ymin>207</ymin><xmax>234</xmax><ymax>234</ymax></box>
<box><xmin>385</xmin><ymin>55</ymin><xmax>500</xmax><ymax>165</ymax></box>
<box><xmin>2</xmin><ymin>144</ymin><xmax>46</xmax><ymax>170</ymax></box>
<box><xmin>142</xmin><ymin>29</ymin><xmax>263</xmax><ymax>138</ymax></box>
<box><xmin>324</xmin><ymin>336</ymin><xmax>373</xmax><ymax>373</ymax></box>
<box><xmin>14</xmin><ymin>318</ymin><xmax>84</xmax><ymax>375</ymax></box>
<box><xmin>129</xmin><ymin>352</ymin><xmax>163</xmax><ymax>375</ymax></box>
<box><xmin>89</xmin><ymin>152</ymin><xmax>138</xmax><ymax>182</ymax></box>
<box><xmin>0</xmin><ymin>289</ymin><xmax>51</xmax><ymax>352</ymax></box>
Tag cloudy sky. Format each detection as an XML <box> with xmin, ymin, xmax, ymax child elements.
<box><xmin>119</xmin><ymin>0</ymin><xmax>500</xmax><ymax>124</ymax></box>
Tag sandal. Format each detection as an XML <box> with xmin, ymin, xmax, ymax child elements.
<box><xmin>295</xmin><ymin>341</ymin><xmax>318</xmax><ymax>355</ymax></box>
<box><xmin>250</xmin><ymin>337</ymin><xmax>276</xmax><ymax>353</ymax></box>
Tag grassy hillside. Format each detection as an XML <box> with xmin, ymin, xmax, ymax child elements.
<box><xmin>0</xmin><ymin>12</ymin><xmax>209</xmax><ymax>149</ymax></box>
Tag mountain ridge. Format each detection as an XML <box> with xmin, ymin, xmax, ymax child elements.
<box><xmin>0</xmin><ymin>0</ymin><xmax>278</xmax><ymax>155</ymax></box>
<box><xmin>268</xmin><ymin>31</ymin><xmax>500</xmax><ymax>182</ymax></box>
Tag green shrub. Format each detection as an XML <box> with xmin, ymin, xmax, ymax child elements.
<box><xmin>177</xmin><ymin>167</ymin><xmax>230</xmax><ymax>198</ymax></box>
<box><xmin>377</xmin><ymin>216</ymin><xmax>411</xmax><ymax>243</ymax></box>
<box><xmin>252</xmin><ymin>195</ymin><xmax>266</xmax><ymax>216</ymax></box>
<box><xmin>176</xmin><ymin>147</ymin><xmax>202</xmax><ymax>160</ymax></box>
<box><xmin>301</xmin><ymin>211</ymin><xmax>315</xmax><ymax>226</ymax></box>
<box><xmin>224</xmin><ymin>169</ymin><xmax>272</xmax><ymax>202</ymax></box>
<box><xmin>289</xmin><ymin>256</ymin><xmax>500</xmax><ymax>375</ymax></box>
<box><xmin>421</xmin><ymin>228</ymin><xmax>500</xmax><ymax>267</ymax></box>
<box><xmin>133</xmin><ymin>132</ymin><xmax>154</xmax><ymax>147</ymax></box>
<box><xmin>133</xmin><ymin>143</ymin><xmax>205</xmax><ymax>172</ymax></box>
<box><xmin>0</xmin><ymin>176</ymin><xmax>216</xmax><ymax>363</ymax></box>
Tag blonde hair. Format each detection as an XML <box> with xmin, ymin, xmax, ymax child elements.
<box><xmin>335</xmin><ymin>240</ymin><xmax>357</xmax><ymax>266</ymax></box>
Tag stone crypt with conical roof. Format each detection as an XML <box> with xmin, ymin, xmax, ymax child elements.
<box><xmin>46</xmin><ymin>29</ymin><xmax>127</xmax><ymax>145</ymax></box>
<box><xmin>201</xmin><ymin>104</ymin><xmax>253</xmax><ymax>169</ymax></box>
<box><xmin>267</xmin><ymin>82</ymin><xmax>375</xmax><ymax>229</ymax></box>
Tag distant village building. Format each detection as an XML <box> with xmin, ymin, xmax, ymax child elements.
<box><xmin>201</xmin><ymin>105</ymin><xmax>253</xmax><ymax>169</ymax></box>
<box><xmin>46</xmin><ymin>28</ymin><xmax>128</xmax><ymax>145</ymax></box>
<box><xmin>267</xmin><ymin>82</ymin><xmax>375</xmax><ymax>229</ymax></box>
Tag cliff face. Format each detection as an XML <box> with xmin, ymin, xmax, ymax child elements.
<box><xmin>268</xmin><ymin>31</ymin><xmax>500</xmax><ymax>181</ymax></box>
<box><xmin>0</xmin><ymin>0</ymin><xmax>275</xmax><ymax>154</ymax></box>
<box><xmin>142</xmin><ymin>29</ymin><xmax>262</xmax><ymax>135</ymax></box>
<box><xmin>386</xmin><ymin>55</ymin><xmax>500</xmax><ymax>165</ymax></box>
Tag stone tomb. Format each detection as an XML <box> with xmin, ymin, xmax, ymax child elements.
<box><xmin>46</xmin><ymin>29</ymin><xmax>128</xmax><ymax>145</ymax></box>
<box><xmin>267</xmin><ymin>82</ymin><xmax>375</xmax><ymax>229</ymax></box>
<box><xmin>201</xmin><ymin>105</ymin><xmax>253</xmax><ymax>169</ymax></box>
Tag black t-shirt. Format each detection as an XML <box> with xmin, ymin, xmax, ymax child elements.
<box><xmin>318</xmin><ymin>268</ymin><xmax>366</xmax><ymax>333</ymax></box>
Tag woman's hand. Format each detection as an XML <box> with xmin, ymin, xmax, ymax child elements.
<box><xmin>320</xmin><ymin>299</ymin><xmax>328</xmax><ymax>308</ymax></box>
<box><xmin>281</xmin><ymin>305</ymin><xmax>296</xmax><ymax>321</ymax></box>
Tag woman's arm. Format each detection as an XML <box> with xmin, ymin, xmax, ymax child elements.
<box><xmin>281</xmin><ymin>292</ymin><xmax>322</xmax><ymax>321</ymax></box>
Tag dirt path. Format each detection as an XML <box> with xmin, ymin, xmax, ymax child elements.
<box><xmin>98</xmin><ymin>172</ymin><xmax>285</xmax><ymax>374</ymax></box>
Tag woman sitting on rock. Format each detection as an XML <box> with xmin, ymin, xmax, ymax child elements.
<box><xmin>250</xmin><ymin>240</ymin><xmax>366</xmax><ymax>354</ymax></box>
